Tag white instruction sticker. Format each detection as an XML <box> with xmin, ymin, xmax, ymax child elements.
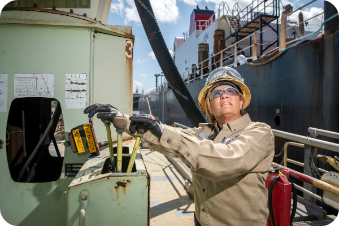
<box><xmin>0</xmin><ymin>74</ymin><xmax>8</xmax><ymax>112</ymax></box>
<box><xmin>65</xmin><ymin>74</ymin><xmax>87</xmax><ymax>109</ymax></box>
<box><xmin>14</xmin><ymin>74</ymin><xmax>54</xmax><ymax>97</ymax></box>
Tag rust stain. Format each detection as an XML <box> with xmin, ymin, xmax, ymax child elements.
<box><xmin>127</xmin><ymin>180</ymin><xmax>131</xmax><ymax>183</ymax></box>
<box><xmin>116</xmin><ymin>181</ymin><xmax>127</xmax><ymax>187</ymax></box>
<box><xmin>116</xmin><ymin>181</ymin><xmax>128</xmax><ymax>195</ymax></box>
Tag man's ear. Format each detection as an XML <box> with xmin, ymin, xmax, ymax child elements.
<box><xmin>240</xmin><ymin>98</ymin><xmax>244</xmax><ymax>109</ymax></box>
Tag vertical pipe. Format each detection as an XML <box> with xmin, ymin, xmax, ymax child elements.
<box><xmin>279</xmin><ymin>12</ymin><xmax>287</xmax><ymax>51</ymax></box>
<box><xmin>304</xmin><ymin>144</ymin><xmax>317</xmax><ymax>204</ymax></box>
<box><xmin>117</xmin><ymin>132</ymin><xmax>123</xmax><ymax>173</ymax></box>
<box><xmin>259</xmin><ymin>15</ymin><xmax>263</xmax><ymax>55</ymax></box>
<box><xmin>253</xmin><ymin>32</ymin><xmax>257</xmax><ymax>59</ymax></box>
<box><xmin>127</xmin><ymin>136</ymin><xmax>141</xmax><ymax>173</ymax></box>
<box><xmin>250</xmin><ymin>35</ymin><xmax>252</xmax><ymax>56</ymax></box>
<box><xmin>220</xmin><ymin>51</ymin><xmax>223</xmax><ymax>67</ymax></box>
<box><xmin>105</xmin><ymin>123</ymin><xmax>115</xmax><ymax>171</ymax></box>
<box><xmin>284</xmin><ymin>142</ymin><xmax>288</xmax><ymax>167</ymax></box>
<box><xmin>234</xmin><ymin>43</ymin><xmax>238</xmax><ymax>67</ymax></box>
<box><xmin>200</xmin><ymin>63</ymin><xmax>203</xmax><ymax>78</ymax></box>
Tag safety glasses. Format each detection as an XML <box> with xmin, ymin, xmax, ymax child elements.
<box><xmin>209</xmin><ymin>87</ymin><xmax>241</xmax><ymax>100</ymax></box>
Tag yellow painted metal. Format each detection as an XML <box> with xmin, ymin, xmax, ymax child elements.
<box><xmin>127</xmin><ymin>136</ymin><xmax>141</xmax><ymax>173</ymax></box>
<box><xmin>284</xmin><ymin>142</ymin><xmax>304</xmax><ymax>167</ymax></box>
<box><xmin>325</xmin><ymin>156</ymin><xmax>339</xmax><ymax>171</ymax></box>
<box><xmin>313</xmin><ymin>178</ymin><xmax>339</xmax><ymax>197</ymax></box>
<box><xmin>117</xmin><ymin>133</ymin><xmax>123</xmax><ymax>173</ymax></box>
<box><xmin>73</xmin><ymin>129</ymin><xmax>86</xmax><ymax>153</ymax></box>
<box><xmin>287</xmin><ymin>158</ymin><xmax>305</xmax><ymax>167</ymax></box>
<box><xmin>83</xmin><ymin>124</ymin><xmax>96</xmax><ymax>153</ymax></box>
<box><xmin>105</xmin><ymin>123</ymin><xmax>115</xmax><ymax>171</ymax></box>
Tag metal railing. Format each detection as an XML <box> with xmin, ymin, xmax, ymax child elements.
<box><xmin>308</xmin><ymin>127</ymin><xmax>339</xmax><ymax>140</ymax></box>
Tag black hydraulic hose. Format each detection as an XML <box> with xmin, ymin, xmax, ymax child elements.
<box><xmin>134</xmin><ymin>0</ymin><xmax>207</xmax><ymax>127</ymax></box>
<box><xmin>16</xmin><ymin>102</ymin><xmax>62</xmax><ymax>182</ymax></box>
<box><xmin>288</xmin><ymin>177</ymin><xmax>297</xmax><ymax>224</ymax></box>
<box><xmin>268</xmin><ymin>176</ymin><xmax>297</xmax><ymax>226</ymax></box>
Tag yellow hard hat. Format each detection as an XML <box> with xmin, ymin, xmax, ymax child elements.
<box><xmin>198</xmin><ymin>67</ymin><xmax>251</xmax><ymax>113</ymax></box>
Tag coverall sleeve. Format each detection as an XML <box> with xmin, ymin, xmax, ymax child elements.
<box><xmin>143</xmin><ymin>124</ymin><xmax>274</xmax><ymax>182</ymax></box>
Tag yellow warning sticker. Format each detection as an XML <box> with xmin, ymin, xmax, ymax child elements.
<box><xmin>72</xmin><ymin>129</ymin><xmax>85</xmax><ymax>153</ymax></box>
<box><xmin>83</xmin><ymin>124</ymin><xmax>96</xmax><ymax>153</ymax></box>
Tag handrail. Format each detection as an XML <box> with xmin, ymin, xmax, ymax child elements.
<box><xmin>173</xmin><ymin>122</ymin><xmax>190</xmax><ymax>129</ymax></box>
<box><xmin>272</xmin><ymin>129</ymin><xmax>339</xmax><ymax>153</ymax></box>
<box><xmin>308</xmin><ymin>127</ymin><xmax>339</xmax><ymax>140</ymax></box>
<box><xmin>283</xmin><ymin>141</ymin><xmax>328</xmax><ymax>173</ymax></box>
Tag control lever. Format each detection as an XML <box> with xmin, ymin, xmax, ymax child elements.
<box><xmin>126</xmin><ymin>126</ymin><xmax>146</xmax><ymax>173</ymax></box>
<box><xmin>112</xmin><ymin>116</ymin><xmax>128</xmax><ymax>173</ymax></box>
<box><xmin>103</xmin><ymin>121</ymin><xmax>115</xmax><ymax>172</ymax></box>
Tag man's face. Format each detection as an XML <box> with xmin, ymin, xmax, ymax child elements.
<box><xmin>209</xmin><ymin>85</ymin><xmax>243</xmax><ymax>119</ymax></box>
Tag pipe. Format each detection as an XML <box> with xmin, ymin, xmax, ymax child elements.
<box><xmin>105</xmin><ymin>123</ymin><xmax>115</xmax><ymax>172</ymax></box>
<box><xmin>173</xmin><ymin>122</ymin><xmax>190</xmax><ymax>129</ymax></box>
<box><xmin>126</xmin><ymin>136</ymin><xmax>141</xmax><ymax>173</ymax></box>
<box><xmin>134</xmin><ymin>0</ymin><xmax>207</xmax><ymax>127</ymax></box>
<box><xmin>283</xmin><ymin>142</ymin><xmax>304</xmax><ymax>166</ymax></box>
<box><xmin>294</xmin><ymin>183</ymin><xmax>323</xmax><ymax>202</ymax></box>
<box><xmin>272</xmin><ymin>129</ymin><xmax>339</xmax><ymax>153</ymax></box>
<box><xmin>308</xmin><ymin>127</ymin><xmax>339</xmax><ymax>140</ymax></box>
<box><xmin>274</xmin><ymin>164</ymin><xmax>339</xmax><ymax>197</ymax></box>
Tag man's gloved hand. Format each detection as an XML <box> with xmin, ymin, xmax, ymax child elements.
<box><xmin>129</xmin><ymin>114</ymin><xmax>164</xmax><ymax>139</ymax></box>
<box><xmin>84</xmin><ymin>103</ymin><xmax>123</xmax><ymax>123</ymax></box>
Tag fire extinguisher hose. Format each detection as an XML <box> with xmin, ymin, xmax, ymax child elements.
<box><xmin>268</xmin><ymin>177</ymin><xmax>297</xmax><ymax>226</ymax></box>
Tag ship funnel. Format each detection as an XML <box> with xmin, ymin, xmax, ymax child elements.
<box><xmin>324</xmin><ymin>1</ymin><xmax>339</xmax><ymax>36</ymax></box>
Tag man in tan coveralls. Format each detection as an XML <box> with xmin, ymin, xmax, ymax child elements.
<box><xmin>85</xmin><ymin>67</ymin><xmax>275</xmax><ymax>226</ymax></box>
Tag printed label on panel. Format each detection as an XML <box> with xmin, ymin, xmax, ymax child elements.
<box><xmin>72</xmin><ymin>129</ymin><xmax>85</xmax><ymax>153</ymax></box>
<box><xmin>14</xmin><ymin>74</ymin><xmax>54</xmax><ymax>97</ymax></box>
<box><xmin>0</xmin><ymin>74</ymin><xmax>8</xmax><ymax>112</ymax></box>
<box><xmin>65</xmin><ymin>74</ymin><xmax>87</xmax><ymax>109</ymax></box>
<box><xmin>83</xmin><ymin>124</ymin><xmax>96</xmax><ymax>153</ymax></box>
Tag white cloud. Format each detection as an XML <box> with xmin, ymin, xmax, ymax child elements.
<box><xmin>169</xmin><ymin>50</ymin><xmax>174</xmax><ymax>57</ymax></box>
<box><xmin>137</xmin><ymin>59</ymin><xmax>148</xmax><ymax>63</ymax></box>
<box><xmin>285</xmin><ymin>7</ymin><xmax>324</xmax><ymax>31</ymax></box>
<box><xmin>110</xmin><ymin>0</ymin><xmax>179</xmax><ymax>24</ymax></box>
<box><xmin>133</xmin><ymin>80</ymin><xmax>143</xmax><ymax>87</ymax></box>
<box><xmin>148</xmin><ymin>51</ymin><xmax>156</xmax><ymax>60</ymax></box>
<box><xmin>140</xmin><ymin>73</ymin><xmax>147</xmax><ymax>77</ymax></box>
<box><xmin>110</xmin><ymin>0</ymin><xmax>124</xmax><ymax>15</ymax></box>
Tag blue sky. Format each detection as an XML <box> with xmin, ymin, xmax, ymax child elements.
<box><xmin>107</xmin><ymin>0</ymin><xmax>325</xmax><ymax>94</ymax></box>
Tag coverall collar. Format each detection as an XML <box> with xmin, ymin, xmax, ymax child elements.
<box><xmin>214</xmin><ymin>113</ymin><xmax>251</xmax><ymax>133</ymax></box>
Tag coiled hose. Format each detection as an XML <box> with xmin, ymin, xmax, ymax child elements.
<box><xmin>268</xmin><ymin>176</ymin><xmax>297</xmax><ymax>226</ymax></box>
<box><xmin>134</xmin><ymin>0</ymin><xmax>207</xmax><ymax>127</ymax></box>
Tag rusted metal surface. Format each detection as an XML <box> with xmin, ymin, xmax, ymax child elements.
<box><xmin>0</xmin><ymin>10</ymin><xmax>135</xmax><ymax>39</ymax></box>
<box><xmin>126</xmin><ymin>39</ymin><xmax>134</xmax><ymax>112</ymax></box>
<box><xmin>5</xmin><ymin>0</ymin><xmax>91</xmax><ymax>9</ymax></box>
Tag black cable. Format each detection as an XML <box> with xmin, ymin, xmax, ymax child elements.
<box><xmin>268</xmin><ymin>176</ymin><xmax>280</xmax><ymax>226</ymax></box>
<box><xmin>288</xmin><ymin>177</ymin><xmax>297</xmax><ymax>225</ymax></box>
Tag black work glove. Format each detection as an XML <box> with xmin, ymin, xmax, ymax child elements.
<box><xmin>84</xmin><ymin>103</ymin><xmax>123</xmax><ymax>123</ymax></box>
<box><xmin>129</xmin><ymin>114</ymin><xmax>164</xmax><ymax>139</ymax></box>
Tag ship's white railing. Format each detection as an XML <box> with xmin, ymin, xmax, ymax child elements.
<box><xmin>180</xmin><ymin>0</ymin><xmax>325</xmax><ymax>84</ymax></box>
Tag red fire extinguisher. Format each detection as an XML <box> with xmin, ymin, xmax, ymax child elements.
<box><xmin>266</xmin><ymin>166</ymin><xmax>297</xmax><ymax>226</ymax></box>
